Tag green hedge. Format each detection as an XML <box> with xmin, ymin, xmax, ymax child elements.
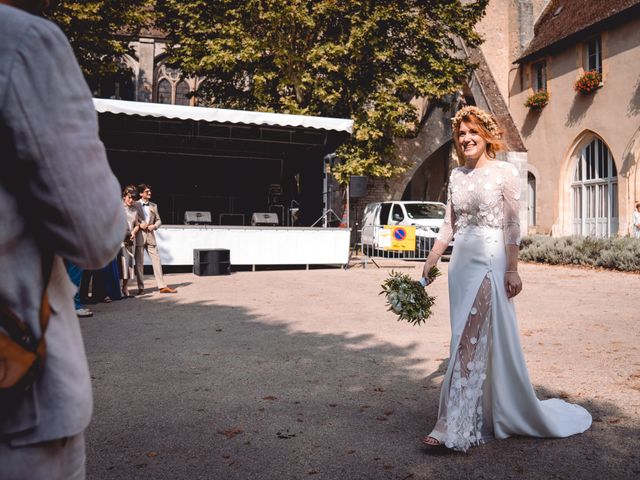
<box><xmin>519</xmin><ymin>235</ymin><xmax>640</xmax><ymax>272</ymax></box>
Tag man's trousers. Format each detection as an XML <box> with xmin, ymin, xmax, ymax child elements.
<box><xmin>134</xmin><ymin>243</ymin><xmax>165</xmax><ymax>290</ymax></box>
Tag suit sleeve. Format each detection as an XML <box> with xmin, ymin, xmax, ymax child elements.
<box><xmin>2</xmin><ymin>19</ymin><xmax>126</xmax><ymax>268</ymax></box>
<box><xmin>153</xmin><ymin>204</ymin><xmax>162</xmax><ymax>229</ymax></box>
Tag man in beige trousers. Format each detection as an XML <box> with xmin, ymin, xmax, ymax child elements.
<box><xmin>135</xmin><ymin>184</ymin><xmax>177</xmax><ymax>294</ymax></box>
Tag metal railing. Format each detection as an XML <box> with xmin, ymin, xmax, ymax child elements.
<box><xmin>358</xmin><ymin>225</ymin><xmax>452</xmax><ymax>260</ymax></box>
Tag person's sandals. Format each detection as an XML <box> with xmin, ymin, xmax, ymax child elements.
<box><xmin>422</xmin><ymin>436</ymin><xmax>451</xmax><ymax>454</ymax></box>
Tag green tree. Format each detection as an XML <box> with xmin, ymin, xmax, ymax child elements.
<box><xmin>46</xmin><ymin>0</ymin><xmax>153</xmax><ymax>92</ymax></box>
<box><xmin>157</xmin><ymin>0</ymin><xmax>488</xmax><ymax>181</ymax></box>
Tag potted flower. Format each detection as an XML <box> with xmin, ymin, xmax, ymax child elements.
<box><xmin>525</xmin><ymin>90</ymin><xmax>550</xmax><ymax>111</ymax></box>
<box><xmin>574</xmin><ymin>70</ymin><xmax>602</xmax><ymax>94</ymax></box>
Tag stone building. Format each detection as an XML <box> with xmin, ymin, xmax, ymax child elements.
<box><xmin>96</xmin><ymin>27</ymin><xmax>201</xmax><ymax>106</ymax></box>
<box><xmin>508</xmin><ymin>0</ymin><xmax>640</xmax><ymax>237</ymax></box>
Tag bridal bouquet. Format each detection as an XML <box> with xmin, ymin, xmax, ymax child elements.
<box><xmin>380</xmin><ymin>267</ymin><xmax>441</xmax><ymax>326</ymax></box>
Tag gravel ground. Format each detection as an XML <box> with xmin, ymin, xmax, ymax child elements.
<box><xmin>81</xmin><ymin>260</ymin><xmax>640</xmax><ymax>480</ymax></box>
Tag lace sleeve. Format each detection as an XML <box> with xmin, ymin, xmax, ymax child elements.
<box><xmin>436</xmin><ymin>179</ymin><xmax>456</xmax><ymax>245</ymax></box>
<box><xmin>503</xmin><ymin>165</ymin><xmax>521</xmax><ymax>246</ymax></box>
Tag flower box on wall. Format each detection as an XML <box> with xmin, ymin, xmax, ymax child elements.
<box><xmin>574</xmin><ymin>70</ymin><xmax>602</xmax><ymax>95</ymax></box>
<box><xmin>524</xmin><ymin>90</ymin><xmax>550</xmax><ymax>111</ymax></box>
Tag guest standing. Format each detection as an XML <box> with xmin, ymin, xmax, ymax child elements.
<box><xmin>121</xmin><ymin>186</ymin><xmax>142</xmax><ymax>297</ymax></box>
<box><xmin>632</xmin><ymin>202</ymin><xmax>640</xmax><ymax>238</ymax></box>
<box><xmin>65</xmin><ymin>261</ymin><xmax>93</xmax><ymax>317</ymax></box>
<box><xmin>135</xmin><ymin>184</ymin><xmax>177</xmax><ymax>294</ymax></box>
<box><xmin>101</xmin><ymin>258</ymin><xmax>123</xmax><ymax>301</ymax></box>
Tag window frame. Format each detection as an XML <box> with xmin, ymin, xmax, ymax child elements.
<box><xmin>391</xmin><ymin>203</ymin><xmax>405</xmax><ymax>223</ymax></box>
<box><xmin>571</xmin><ymin>138</ymin><xmax>618</xmax><ymax>237</ymax></box>
<box><xmin>585</xmin><ymin>36</ymin><xmax>602</xmax><ymax>74</ymax></box>
<box><xmin>532</xmin><ymin>60</ymin><xmax>547</xmax><ymax>92</ymax></box>
<box><xmin>175</xmin><ymin>80</ymin><xmax>191</xmax><ymax>106</ymax></box>
<box><xmin>527</xmin><ymin>172</ymin><xmax>536</xmax><ymax>227</ymax></box>
<box><xmin>379</xmin><ymin>203</ymin><xmax>392</xmax><ymax>225</ymax></box>
<box><xmin>156</xmin><ymin>78</ymin><xmax>173</xmax><ymax>104</ymax></box>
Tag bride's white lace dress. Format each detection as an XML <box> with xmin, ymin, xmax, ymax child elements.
<box><xmin>429</xmin><ymin>160</ymin><xmax>592</xmax><ymax>451</ymax></box>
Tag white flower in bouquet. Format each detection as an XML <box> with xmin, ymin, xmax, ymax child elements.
<box><xmin>380</xmin><ymin>267</ymin><xmax>441</xmax><ymax>326</ymax></box>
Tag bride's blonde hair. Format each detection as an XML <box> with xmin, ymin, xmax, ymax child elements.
<box><xmin>451</xmin><ymin>106</ymin><xmax>505</xmax><ymax>159</ymax></box>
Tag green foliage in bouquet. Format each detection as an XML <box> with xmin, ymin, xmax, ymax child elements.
<box><xmin>380</xmin><ymin>267</ymin><xmax>441</xmax><ymax>326</ymax></box>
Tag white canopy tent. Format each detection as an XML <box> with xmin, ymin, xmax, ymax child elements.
<box><xmin>93</xmin><ymin>98</ymin><xmax>353</xmax><ymax>133</ymax></box>
<box><xmin>94</xmin><ymin>99</ymin><xmax>354</xmax><ymax>268</ymax></box>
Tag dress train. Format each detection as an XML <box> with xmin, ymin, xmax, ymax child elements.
<box><xmin>429</xmin><ymin>227</ymin><xmax>591</xmax><ymax>451</ymax></box>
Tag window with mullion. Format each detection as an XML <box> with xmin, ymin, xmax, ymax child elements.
<box><xmin>533</xmin><ymin>61</ymin><xmax>547</xmax><ymax>91</ymax></box>
<box><xmin>571</xmin><ymin>138</ymin><xmax>618</xmax><ymax>237</ymax></box>
<box><xmin>175</xmin><ymin>81</ymin><xmax>191</xmax><ymax>106</ymax></box>
<box><xmin>586</xmin><ymin>37</ymin><xmax>602</xmax><ymax>73</ymax></box>
<box><xmin>157</xmin><ymin>79</ymin><xmax>172</xmax><ymax>104</ymax></box>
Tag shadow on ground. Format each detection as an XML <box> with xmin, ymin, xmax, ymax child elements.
<box><xmin>81</xmin><ymin>295</ymin><xmax>639</xmax><ymax>480</ymax></box>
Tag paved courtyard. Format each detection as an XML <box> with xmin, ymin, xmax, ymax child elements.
<box><xmin>81</xmin><ymin>260</ymin><xmax>640</xmax><ymax>479</ymax></box>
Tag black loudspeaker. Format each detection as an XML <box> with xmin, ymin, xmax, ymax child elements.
<box><xmin>268</xmin><ymin>183</ymin><xmax>282</xmax><ymax>205</ymax></box>
<box><xmin>194</xmin><ymin>249</ymin><xmax>231</xmax><ymax>276</ymax></box>
<box><xmin>349</xmin><ymin>175</ymin><xmax>367</xmax><ymax>197</ymax></box>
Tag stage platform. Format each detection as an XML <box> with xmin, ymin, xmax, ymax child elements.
<box><xmin>146</xmin><ymin>225</ymin><xmax>351</xmax><ymax>268</ymax></box>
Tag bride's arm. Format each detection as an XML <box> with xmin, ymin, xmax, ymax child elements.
<box><xmin>503</xmin><ymin>165</ymin><xmax>522</xmax><ymax>298</ymax></box>
<box><xmin>422</xmin><ymin>182</ymin><xmax>455</xmax><ymax>280</ymax></box>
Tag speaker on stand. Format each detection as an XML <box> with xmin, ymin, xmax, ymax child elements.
<box><xmin>349</xmin><ymin>175</ymin><xmax>367</xmax><ymax>251</ymax></box>
<box><xmin>349</xmin><ymin>176</ymin><xmax>367</xmax><ymax>198</ymax></box>
<box><xmin>311</xmin><ymin>153</ymin><xmax>344</xmax><ymax>227</ymax></box>
<box><xmin>267</xmin><ymin>184</ymin><xmax>284</xmax><ymax>226</ymax></box>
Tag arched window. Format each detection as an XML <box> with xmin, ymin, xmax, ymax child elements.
<box><xmin>175</xmin><ymin>81</ymin><xmax>190</xmax><ymax>105</ymax></box>
<box><xmin>93</xmin><ymin>63</ymin><xmax>135</xmax><ymax>101</ymax></box>
<box><xmin>527</xmin><ymin>172</ymin><xmax>536</xmax><ymax>227</ymax></box>
<box><xmin>571</xmin><ymin>138</ymin><xmax>618</xmax><ymax>237</ymax></box>
<box><xmin>157</xmin><ymin>79</ymin><xmax>172</xmax><ymax>104</ymax></box>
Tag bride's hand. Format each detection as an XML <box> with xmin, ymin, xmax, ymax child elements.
<box><xmin>504</xmin><ymin>271</ymin><xmax>522</xmax><ymax>298</ymax></box>
<box><xmin>422</xmin><ymin>262</ymin><xmax>437</xmax><ymax>283</ymax></box>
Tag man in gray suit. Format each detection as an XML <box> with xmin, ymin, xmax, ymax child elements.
<box><xmin>0</xmin><ymin>2</ymin><xmax>126</xmax><ymax>479</ymax></box>
<box><xmin>136</xmin><ymin>184</ymin><xmax>177</xmax><ymax>294</ymax></box>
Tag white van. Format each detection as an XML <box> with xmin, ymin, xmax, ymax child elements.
<box><xmin>360</xmin><ymin>201</ymin><xmax>453</xmax><ymax>257</ymax></box>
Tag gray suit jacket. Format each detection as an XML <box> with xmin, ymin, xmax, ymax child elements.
<box><xmin>0</xmin><ymin>5</ymin><xmax>126</xmax><ymax>446</ymax></box>
<box><xmin>138</xmin><ymin>200</ymin><xmax>162</xmax><ymax>246</ymax></box>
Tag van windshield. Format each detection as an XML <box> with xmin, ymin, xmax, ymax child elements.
<box><xmin>405</xmin><ymin>203</ymin><xmax>445</xmax><ymax>219</ymax></box>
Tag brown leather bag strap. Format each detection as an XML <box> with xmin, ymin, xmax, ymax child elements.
<box><xmin>34</xmin><ymin>253</ymin><xmax>53</xmax><ymax>357</ymax></box>
<box><xmin>0</xmin><ymin>303</ymin><xmax>32</xmax><ymax>340</ymax></box>
<box><xmin>34</xmin><ymin>292</ymin><xmax>50</xmax><ymax>359</ymax></box>
<box><xmin>0</xmin><ymin>253</ymin><xmax>52</xmax><ymax>353</ymax></box>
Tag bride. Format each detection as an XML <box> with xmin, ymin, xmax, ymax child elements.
<box><xmin>421</xmin><ymin>106</ymin><xmax>591</xmax><ymax>452</ymax></box>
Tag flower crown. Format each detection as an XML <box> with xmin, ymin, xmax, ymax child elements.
<box><xmin>451</xmin><ymin>106</ymin><xmax>502</xmax><ymax>138</ymax></box>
